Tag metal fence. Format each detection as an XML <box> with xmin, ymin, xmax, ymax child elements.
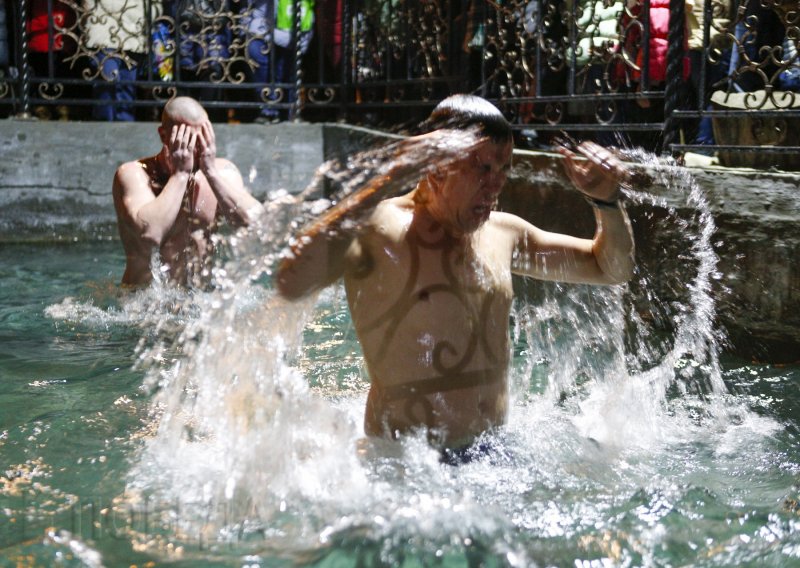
<box><xmin>1</xmin><ymin>0</ymin><xmax>798</xmax><ymax>163</ymax></box>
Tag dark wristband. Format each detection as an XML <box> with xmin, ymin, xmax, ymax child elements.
<box><xmin>585</xmin><ymin>195</ymin><xmax>620</xmax><ymax>210</ymax></box>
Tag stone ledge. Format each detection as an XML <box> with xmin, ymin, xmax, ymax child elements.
<box><xmin>0</xmin><ymin>121</ymin><xmax>797</xmax><ymax>361</ymax></box>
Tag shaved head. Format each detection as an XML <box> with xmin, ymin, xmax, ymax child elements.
<box><xmin>161</xmin><ymin>96</ymin><xmax>208</xmax><ymax>127</ymax></box>
<box><xmin>422</xmin><ymin>94</ymin><xmax>511</xmax><ymax>143</ymax></box>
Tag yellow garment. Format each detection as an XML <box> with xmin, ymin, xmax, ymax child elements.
<box><xmin>686</xmin><ymin>0</ymin><xmax>732</xmax><ymax>52</ymax></box>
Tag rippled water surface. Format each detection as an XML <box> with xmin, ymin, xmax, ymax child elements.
<box><xmin>1</xmin><ymin>219</ymin><xmax>799</xmax><ymax>566</ymax></box>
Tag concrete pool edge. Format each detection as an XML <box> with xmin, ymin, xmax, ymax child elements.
<box><xmin>1</xmin><ymin>119</ymin><xmax>797</xmax><ymax>361</ymax></box>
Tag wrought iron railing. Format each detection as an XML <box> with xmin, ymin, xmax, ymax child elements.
<box><xmin>1</xmin><ymin>0</ymin><xmax>798</xmax><ymax>163</ymax></box>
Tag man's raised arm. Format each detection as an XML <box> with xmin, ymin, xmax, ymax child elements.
<box><xmin>510</xmin><ymin>141</ymin><xmax>635</xmax><ymax>285</ymax></box>
<box><xmin>274</xmin><ymin>130</ymin><xmax>481</xmax><ymax>300</ymax></box>
<box><xmin>197</xmin><ymin>120</ymin><xmax>264</xmax><ymax>227</ymax></box>
<box><xmin>113</xmin><ymin>124</ymin><xmax>196</xmax><ymax>246</ymax></box>
<box><xmin>274</xmin><ymin>164</ymin><xmax>397</xmax><ymax>301</ymax></box>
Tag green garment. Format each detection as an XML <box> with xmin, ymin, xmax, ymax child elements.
<box><xmin>277</xmin><ymin>0</ymin><xmax>314</xmax><ymax>32</ymax></box>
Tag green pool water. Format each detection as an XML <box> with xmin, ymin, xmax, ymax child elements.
<box><xmin>1</xmin><ymin>240</ymin><xmax>799</xmax><ymax>567</ymax></box>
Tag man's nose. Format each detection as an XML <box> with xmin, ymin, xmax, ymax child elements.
<box><xmin>483</xmin><ymin>171</ymin><xmax>506</xmax><ymax>194</ymax></box>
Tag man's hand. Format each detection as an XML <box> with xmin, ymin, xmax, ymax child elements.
<box><xmin>168</xmin><ymin>124</ymin><xmax>197</xmax><ymax>175</ymax></box>
<box><xmin>196</xmin><ymin>120</ymin><xmax>218</xmax><ymax>175</ymax></box>
<box><xmin>558</xmin><ymin>140</ymin><xmax>631</xmax><ymax>203</ymax></box>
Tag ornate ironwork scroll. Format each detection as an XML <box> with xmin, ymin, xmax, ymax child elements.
<box><xmin>1</xmin><ymin>0</ymin><xmax>797</xmax><ymax>158</ymax></box>
<box><xmin>350</xmin><ymin>0</ymin><xmax>450</xmax><ymax>107</ymax></box>
<box><xmin>721</xmin><ymin>0</ymin><xmax>799</xmax><ymax>109</ymax></box>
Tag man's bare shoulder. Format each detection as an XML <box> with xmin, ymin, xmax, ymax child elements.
<box><xmin>366</xmin><ymin>195</ymin><xmax>414</xmax><ymax>232</ymax></box>
<box><xmin>483</xmin><ymin>210</ymin><xmax>547</xmax><ymax>248</ymax></box>
<box><xmin>113</xmin><ymin>159</ymin><xmax>152</xmax><ymax>193</ymax></box>
<box><xmin>488</xmin><ymin>210</ymin><xmax>539</xmax><ymax>232</ymax></box>
<box><xmin>380</xmin><ymin>194</ymin><xmax>415</xmax><ymax>212</ymax></box>
<box><xmin>116</xmin><ymin>157</ymin><xmax>151</xmax><ymax>174</ymax></box>
<box><xmin>213</xmin><ymin>156</ymin><xmax>240</xmax><ymax>172</ymax></box>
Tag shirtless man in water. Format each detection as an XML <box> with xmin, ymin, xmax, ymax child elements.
<box><xmin>276</xmin><ymin>95</ymin><xmax>634</xmax><ymax>452</ymax></box>
<box><xmin>113</xmin><ymin>96</ymin><xmax>263</xmax><ymax>287</ymax></box>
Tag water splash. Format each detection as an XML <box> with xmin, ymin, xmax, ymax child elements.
<box><xmin>119</xmin><ymin>143</ymin><xmax>775</xmax><ymax>565</ymax></box>
<box><xmin>511</xmin><ymin>148</ymin><xmax>736</xmax><ymax>451</ymax></box>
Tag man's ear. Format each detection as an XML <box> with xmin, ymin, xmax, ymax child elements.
<box><xmin>426</xmin><ymin>169</ymin><xmax>446</xmax><ymax>191</ymax></box>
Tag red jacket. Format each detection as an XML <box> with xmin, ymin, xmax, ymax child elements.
<box><xmin>628</xmin><ymin>0</ymin><xmax>689</xmax><ymax>84</ymax></box>
<box><xmin>27</xmin><ymin>0</ymin><xmax>74</xmax><ymax>52</ymax></box>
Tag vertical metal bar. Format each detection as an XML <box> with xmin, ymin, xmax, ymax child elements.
<box><xmin>662</xmin><ymin>0</ymin><xmax>686</xmax><ymax>152</ymax></box>
<box><xmin>382</xmin><ymin>0</ymin><xmax>392</xmax><ymax>95</ymax></box>
<box><xmin>46</xmin><ymin>0</ymin><xmax>54</xmax><ymax>77</ymax></box>
<box><xmin>640</xmin><ymin>0</ymin><xmax>651</xmax><ymax>92</ymax></box>
<box><xmin>568</xmin><ymin>0</ymin><xmax>576</xmax><ymax>96</ymax></box>
<box><xmin>270</xmin><ymin>0</ymin><xmax>277</xmax><ymax>107</ymax></box>
<box><xmin>534</xmin><ymin>0</ymin><xmax>542</xmax><ymax>98</ymax></box>
<box><xmin>350</xmin><ymin>0</ymin><xmax>358</xmax><ymax>107</ymax></box>
<box><xmin>145</xmin><ymin>0</ymin><xmax>154</xmax><ymax>83</ymax></box>
<box><xmin>340</xmin><ymin>0</ymin><xmax>349</xmax><ymax>119</ymax></box>
<box><xmin>175</xmin><ymin>0</ymin><xmax>184</xmax><ymax>84</ymax></box>
<box><xmin>699</xmin><ymin>0</ymin><xmax>711</xmax><ymax>111</ymax></box>
<box><xmin>16</xmin><ymin>0</ymin><xmax>30</xmax><ymax>117</ymax></box>
<box><xmin>478</xmin><ymin>0</ymin><xmax>487</xmax><ymax>97</ymax></box>
<box><xmin>292</xmin><ymin>0</ymin><xmax>302</xmax><ymax>120</ymax></box>
<box><xmin>315</xmin><ymin>0</ymin><xmax>324</xmax><ymax>109</ymax></box>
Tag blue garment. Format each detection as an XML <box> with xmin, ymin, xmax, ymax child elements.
<box><xmin>440</xmin><ymin>442</ymin><xmax>495</xmax><ymax>466</ymax></box>
<box><xmin>92</xmin><ymin>50</ymin><xmax>139</xmax><ymax>121</ymax></box>
<box><xmin>779</xmin><ymin>37</ymin><xmax>800</xmax><ymax>92</ymax></box>
<box><xmin>242</xmin><ymin>0</ymin><xmax>313</xmax><ymax>119</ymax></box>
<box><xmin>241</xmin><ymin>0</ymin><xmax>274</xmax><ymax>37</ymax></box>
<box><xmin>694</xmin><ymin>110</ymin><xmax>715</xmax><ymax>146</ymax></box>
<box><xmin>728</xmin><ymin>3</ymin><xmax>785</xmax><ymax>93</ymax></box>
<box><xmin>780</xmin><ymin>69</ymin><xmax>800</xmax><ymax>92</ymax></box>
<box><xmin>248</xmin><ymin>38</ymin><xmax>295</xmax><ymax>118</ymax></box>
<box><xmin>179</xmin><ymin>29</ymin><xmax>231</xmax><ymax>76</ymax></box>
<box><xmin>439</xmin><ymin>440</ymin><xmax>513</xmax><ymax>467</ymax></box>
<box><xmin>691</xmin><ymin>48</ymin><xmax>731</xmax><ymax>145</ymax></box>
<box><xmin>0</xmin><ymin>1</ymin><xmax>8</xmax><ymax>68</ymax></box>
<box><xmin>162</xmin><ymin>0</ymin><xmax>232</xmax><ymax>78</ymax></box>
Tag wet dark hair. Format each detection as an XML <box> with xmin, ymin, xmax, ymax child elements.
<box><xmin>421</xmin><ymin>94</ymin><xmax>512</xmax><ymax>142</ymax></box>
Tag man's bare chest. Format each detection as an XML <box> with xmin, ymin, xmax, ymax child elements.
<box><xmin>151</xmin><ymin>177</ymin><xmax>218</xmax><ymax>230</ymax></box>
<box><xmin>348</xmin><ymin>232</ymin><xmax>513</xmax><ymax>332</ymax></box>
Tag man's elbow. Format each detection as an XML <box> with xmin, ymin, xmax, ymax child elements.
<box><xmin>605</xmin><ymin>269</ymin><xmax>633</xmax><ymax>286</ymax></box>
<box><xmin>601</xmin><ymin>253</ymin><xmax>635</xmax><ymax>285</ymax></box>
<box><xmin>139</xmin><ymin>224</ymin><xmax>165</xmax><ymax>248</ymax></box>
<box><xmin>274</xmin><ymin>260</ymin><xmax>315</xmax><ymax>301</ymax></box>
<box><xmin>226</xmin><ymin>201</ymin><xmax>264</xmax><ymax>229</ymax></box>
<box><xmin>275</xmin><ymin>273</ymin><xmax>315</xmax><ymax>301</ymax></box>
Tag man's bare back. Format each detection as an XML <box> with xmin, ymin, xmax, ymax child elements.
<box><xmin>113</xmin><ymin>96</ymin><xmax>262</xmax><ymax>287</ymax></box>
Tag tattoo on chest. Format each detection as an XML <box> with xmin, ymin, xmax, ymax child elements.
<box><xmin>361</xmin><ymin>227</ymin><xmax>503</xmax><ymax>428</ymax></box>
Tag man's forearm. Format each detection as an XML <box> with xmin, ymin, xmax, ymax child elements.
<box><xmin>274</xmin><ymin>174</ymin><xmax>382</xmax><ymax>300</ymax></box>
<box><xmin>135</xmin><ymin>172</ymin><xmax>191</xmax><ymax>244</ymax></box>
<box><xmin>276</xmin><ymin>231</ymin><xmax>353</xmax><ymax>300</ymax></box>
<box><xmin>204</xmin><ymin>166</ymin><xmax>263</xmax><ymax>227</ymax></box>
<box><xmin>591</xmin><ymin>205</ymin><xmax>635</xmax><ymax>284</ymax></box>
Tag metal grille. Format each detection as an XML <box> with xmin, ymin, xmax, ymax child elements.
<box><xmin>1</xmin><ymin>0</ymin><xmax>798</xmax><ymax>161</ymax></box>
